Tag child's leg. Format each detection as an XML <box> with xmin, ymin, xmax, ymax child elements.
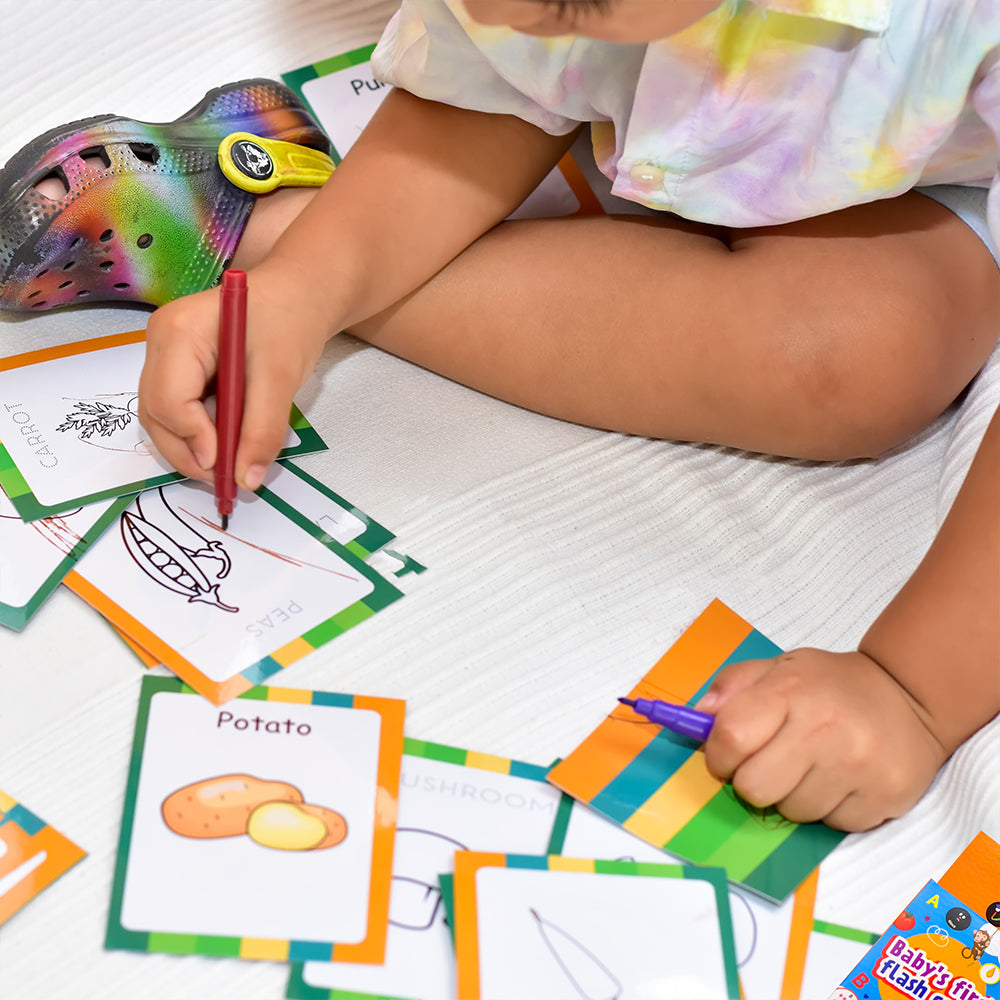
<box><xmin>341</xmin><ymin>191</ymin><xmax>998</xmax><ymax>460</ymax></box>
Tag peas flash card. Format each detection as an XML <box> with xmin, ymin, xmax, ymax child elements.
<box><xmin>834</xmin><ymin>833</ymin><xmax>1000</xmax><ymax>1000</ymax></box>
<box><xmin>106</xmin><ymin>675</ymin><xmax>405</xmax><ymax>963</ymax></box>
<box><xmin>0</xmin><ymin>790</ymin><xmax>85</xmax><ymax>926</ymax></box>
<box><xmin>64</xmin><ymin>474</ymin><xmax>404</xmax><ymax>704</ymax></box>
<box><xmin>0</xmin><ymin>330</ymin><xmax>325</xmax><ymax>521</ymax></box>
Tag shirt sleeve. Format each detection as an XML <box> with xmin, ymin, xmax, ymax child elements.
<box><xmin>371</xmin><ymin>0</ymin><xmax>581</xmax><ymax>136</ymax></box>
<box><xmin>971</xmin><ymin>48</ymin><xmax>1000</xmax><ymax>258</ymax></box>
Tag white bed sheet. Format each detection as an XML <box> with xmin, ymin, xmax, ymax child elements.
<box><xmin>1</xmin><ymin>2</ymin><xmax>997</xmax><ymax>998</ymax></box>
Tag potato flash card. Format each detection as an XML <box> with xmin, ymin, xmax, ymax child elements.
<box><xmin>288</xmin><ymin>738</ymin><xmax>563</xmax><ymax>1000</ymax></box>
<box><xmin>834</xmin><ymin>833</ymin><xmax>1000</xmax><ymax>1000</ymax></box>
<box><xmin>547</xmin><ymin>599</ymin><xmax>845</xmax><ymax>903</ymax></box>
<box><xmin>106</xmin><ymin>675</ymin><xmax>405</xmax><ymax>963</ymax></box>
<box><xmin>0</xmin><ymin>330</ymin><xmax>326</xmax><ymax>521</ymax></box>
<box><xmin>0</xmin><ymin>789</ymin><xmax>86</xmax><ymax>925</ymax></box>
<box><xmin>64</xmin><ymin>477</ymin><xmax>404</xmax><ymax>704</ymax></box>
<box><xmin>451</xmin><ymin>852</ymin><xmax>740</xmax><ymax>1000</ymax></box>
<box><xmin>0</xmin><ymin>483</ymin><xmax>129</xmax><ymax>630</ymax></box>
<box><xmin>548</xmin><ymin>796</ymin><xmax>818</xmax><ymax>1000</ymax></box>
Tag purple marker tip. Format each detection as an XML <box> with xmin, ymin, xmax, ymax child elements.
<box><xmin>617</xmin><ymin>696</ymin><xmax>715</xmax><ymax>742</ymax></box>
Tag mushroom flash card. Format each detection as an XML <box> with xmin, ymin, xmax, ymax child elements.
<box><xmin>288</xmin><ymin>739</ymin><xmax>563</xmax><ymax>1000</ymax></box>
<box><xmin>64</xmin><ymin>475</ymin><xmax>404</xmax><ymax>704</ymax></box>
<box><xmin>106</xmin><ymin>675</ymin><xmax>405</xmax><ymax>963</ymax></box>
<box><xmin>0</xmin><ymin>330</ymin><xmax>325</xmax><ymax>521</ymax></box>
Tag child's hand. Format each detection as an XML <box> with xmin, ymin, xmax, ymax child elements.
<box><xmin>139</xmin><ymin>265</ymin><xmax>332</xmax><ymax>490</ymax></box>
<box><xmin>693</xmin><ymin>648</ymin><xmax>948</xmax><ymax>831</ymax></box>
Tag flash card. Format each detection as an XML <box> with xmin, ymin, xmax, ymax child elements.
<box><xmin>0</xmin><ymin>331</ymin><xmax>325</xmax><ymax>521</ymax></box>
<box><xmin>65</xmin><ymin>477</ymin><xmax>404</xmax><ymax>704</ymax></box>
<box><xmin>106</xmin><ymin>675</ymin><xmax>405</xmax><ymax>963</ymax></box>
<box><xmin>0</xmin><ymin>789</ymin><xmax>85</xmax><ymax>925</ymax></box>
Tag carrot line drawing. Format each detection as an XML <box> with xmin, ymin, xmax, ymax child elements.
<box><xmin>120</xmin><ymin>487</ymin><xmax>238</xmax><ymax>613</ymax></box>
<box><xmin>56</xmin><ymin>393</ymin><xmax>138</xmax><ymax>439</ymax></box>
<box><xmin>530</xmin><ymin>907</ymin><xmax>623</xmax><ymax>1000</ymax></box>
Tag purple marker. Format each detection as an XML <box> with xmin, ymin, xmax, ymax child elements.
<box><xmin>617</xmin><ymin>697</ymin><xmax>715</xmax><ymax>742</ymax></box>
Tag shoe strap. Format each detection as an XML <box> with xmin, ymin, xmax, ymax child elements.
<box><xmin>218</xmin><ymin>132</ymin><xmax>335</xmax><ymax>194</ymax></box>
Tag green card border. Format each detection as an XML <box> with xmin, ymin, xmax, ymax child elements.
<box><xmin>0</xmin><ymin>493</ymin><xmax>131</xmax><ymax>630</ymax></box>
<box><xmin>1</xmin><ymin>402</ymin><xmax>326</xmax><ymax>523</ymax></box>
<box><xmin>282</xmin><ymin>44</ymin><xmax>378</xmax><ymax>165</ymax></box>
<box><xmin>106</xmin><ymin>674</ymin><xmax>400</xmax><ymax>961</ymax></box>
<box><xmin>275</xmin><ymin>458</ymin><xmax>395</xmax><ymax>560</ymax></box>
<box><xmin>286</xmin><ymin>740</ymin><xmax>554</xmax><ymax>999</ymax></box>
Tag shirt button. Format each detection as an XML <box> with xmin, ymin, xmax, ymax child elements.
<box><xmin>629</xmin><ymin>161</ymin><xmax>666</xmax><ymax>190</ymax></box>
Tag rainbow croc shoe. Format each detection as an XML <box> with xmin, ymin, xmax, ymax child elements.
<box><xmin>0</xmin><ymin>79</ymin><xmax>332</xmax><ymax>312</ymax></box>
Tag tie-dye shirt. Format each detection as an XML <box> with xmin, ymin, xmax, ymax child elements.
<box><xmin>372</xmin><ymin>0</ymin><xmax>1000</xmax><ymax>246</ymax></box>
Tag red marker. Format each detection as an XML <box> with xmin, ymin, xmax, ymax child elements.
<box><xmin>215</xmin><ymin>269</ymin><xmax>247</xmax><ymax>530</ymax></box>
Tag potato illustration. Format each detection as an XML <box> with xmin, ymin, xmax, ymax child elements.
<box><xmin>162</xmin><ymin>774</ymin><xmax>304</xmax><ymax>839</ymax></box>
<box><xmin>246</xmin><ymin>801</ymin><xmax>348</xmax><ymax>851</ymax></box>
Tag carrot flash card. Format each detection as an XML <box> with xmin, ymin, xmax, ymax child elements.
<box><xmin>106</xmin><ymin>675</ymin><xmax>404</xmax><ymax>963</ymax></box>
<box><xmin>451</xmin><ymin>852</ymin><xmax>740</xmax><ymax>1000</ymax></box>
<box><xmin>64</xmin><ymin>473</ymin><xmax>405</xmax><ymax>704</ymax></box>
<box><xmin>287</xmin><ymin>738</ymin><xmax>563</xmax><ymax>1000</ymax></box>
<box><xmin>0</xmin><ymin>789</ymin><xmax>85</xmax><ymax>925</ymax></box>
<box><xmin>0</xmin><ymin>331</ymin><xmax>325</xmax><ymax>521</ymax></box>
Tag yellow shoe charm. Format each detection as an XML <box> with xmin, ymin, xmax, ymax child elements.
<box><xmin>218</xmin><ymin>132</ymin><xmax>335</xmax><ymax>194</ymax></box>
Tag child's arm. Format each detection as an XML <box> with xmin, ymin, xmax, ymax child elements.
<box><xmin>696</xmin><ymin>406</ymin><xmax>999</xmax><ymax>831</ymax></box>
<box><xmin>139</xmin><ymin>87</ymin><xmax>578</xmax><ymax>487</ymax></box>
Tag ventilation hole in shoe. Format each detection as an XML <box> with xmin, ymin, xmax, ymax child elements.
<box><xmin>76</xmin><ymin>289</ymin><xmax>90</xmax><ymax>297</ymax></box>
<box><xmin>69</xmin><ymin>237</ymin><xmax>81</xmax><ymax>249</ymax></box>
<box><xmin>34</xmin><ymin>169</ymin><xmax>69</xmax><ymax>200</ymax></box>
<box><xmin>99</xmin><ymin>260</ymin><xmax>114</xmax><ymax>271</ymax></box>
<box><xmin>27</xmin><ymin>290</ymin><xmax>41</xmax><ymax>300</ymax></box>
<box><xmin>129</xmin><ymin>143</ymin><xmax>160</xmax><ymax>165</ymax></box>
<box><xmin>63</xmin><ymin>261</ymin><xmax>75</xmax><ymax>271</ymax></box>
<box><xmin>37</xmin><ymin>269</ymin><xmax>48</xmax><ymax>278</ymax></box>
<box><xmin>100</xmin><ymin>229</ymin><xmax>113</xmax><ymax>242</ymax></box>
<box><xmin>137</xmin><ymin>234</ymin><xmax>153</xmax><ymax>249</ymax></box>
<box><xmin>58</xmin><ymin>280</ymin><xmax>72</xmax><ymax>289</ymax></box>
<box><xmin>78</xmin><ymin>145</ymin><xmax>111</xmax><ymax>170</ymax></box>
<box><xmin>114</xmin><ymin>282</ymin><xmax>130</xmax><ymax>290</ymax></box>
<box><xmin>31</xmin><ymin>301</ymin><xmax>47</xmax><ymax>309</ymax></box>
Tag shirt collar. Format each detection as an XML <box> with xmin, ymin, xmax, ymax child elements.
<box><xmin>751</xmin><ymin>0</ymin><xmax>892</xmax><ymax>32</ymax></box>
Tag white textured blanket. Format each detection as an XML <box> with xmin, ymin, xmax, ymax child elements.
<box><xmin>1</xmin><ymin>2</ymin><xmax>997</xmax><ymax>998</ymax></box>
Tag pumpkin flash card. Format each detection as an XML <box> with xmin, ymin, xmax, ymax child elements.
<box><xmin>106</xmin><ymin>675</ymin><xmax>404</xmax><ymax>963</ymax></box>
<box><xmin>64</xmin><ymin>478</ymin><xmax>404</xmax><ymax>704</ymax></box>
<box><xmin>0</xmin><ymin>330</ymin><xmax>325</xmax><ymax>521</ymax></box>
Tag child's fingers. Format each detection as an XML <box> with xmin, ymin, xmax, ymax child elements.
<box><xmin>140</xmin><ymin>296</ymin><xmax>221</xmax><ymax>482</ymax></box>
<box><xmin>702</xmin><ymin>672</ymin><xmax>790</xmax><ymax>783</ymax></box>
<box><xmin>694</xmin><ymin>656</ymin><xmax>776</xmax><ymax>714</ymax></box>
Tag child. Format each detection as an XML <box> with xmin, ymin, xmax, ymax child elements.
<box><xmin>1</xmin><ymin>0</ymin><xmax>997</xmax><ymax>832</ymax></box>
